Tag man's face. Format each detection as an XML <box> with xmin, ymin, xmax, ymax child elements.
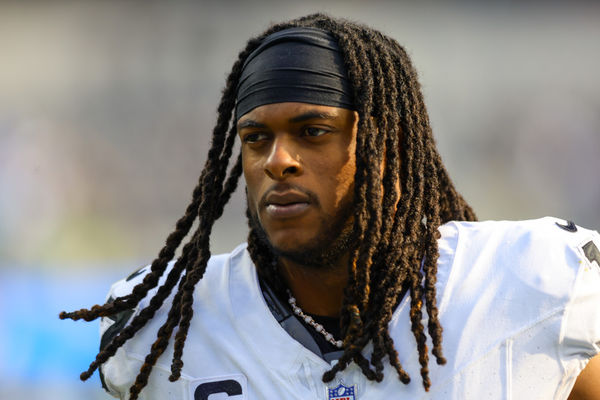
<box><xmin>238</xmin><ymin>102</ymin><xmax>358</xmax><ymax>265</ymax></box>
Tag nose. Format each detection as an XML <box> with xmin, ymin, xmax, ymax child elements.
<box><xmin>264</xmin><ymin>137</ymin><xmax>302</xmax><ymax>180</ymax></box>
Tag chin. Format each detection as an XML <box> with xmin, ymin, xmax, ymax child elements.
<box><xmin>266</xmin><ymin>231</ymin><xmax>315</xmax><ymax>253</ymax></box>
<box><xmin>247</xmin><ymin>205</ymin><xmax>352</xmax><ymax>268</ymax></box>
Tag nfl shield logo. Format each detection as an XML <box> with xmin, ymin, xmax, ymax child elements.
<box><xmin>327</xmin><ymin>383</ymin><xmax>356</xmax><ymax>400</ymax></box>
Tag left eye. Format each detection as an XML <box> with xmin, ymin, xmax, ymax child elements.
<box><xmin>303</xmin><ymin>127</ymin><xmax>329</xmax><ymax>137</ymax></box>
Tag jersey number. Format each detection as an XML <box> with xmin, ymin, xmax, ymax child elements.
<box><xmin>194</xmin><ymin>379</ymin><xmax>243</xmax><ymax>400</ymax></box>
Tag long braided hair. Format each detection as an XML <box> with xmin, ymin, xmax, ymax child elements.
<box><xmin>61</xmin><ymin>14</ymin><xmax>476</xmax><ymax>399</ymax></box>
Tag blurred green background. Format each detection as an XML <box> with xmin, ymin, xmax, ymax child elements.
<box><xmin>1</xmin><ymin>1</ymin><xmax>599</xmax><ymax>398</ymax></box>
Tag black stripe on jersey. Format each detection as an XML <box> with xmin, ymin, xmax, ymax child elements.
<box><xmin>583</xmin><ymin>240</ymin><xmax>600</xmax><ymax>268</ymax></box>
<box><xmin>99</xmin><ymin>296</ymin><xmax>135</xmax><ymax>392</ymax></box>
<box><xmin>126</xmin><ymin>265</ymin><xmax>148</xmax><ymax>282</ymax></box>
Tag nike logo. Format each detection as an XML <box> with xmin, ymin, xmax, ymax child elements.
<box><xmin>555</xmin><ymin>220</ymin><xmax>577</xmax><ymax>232</ymax></box>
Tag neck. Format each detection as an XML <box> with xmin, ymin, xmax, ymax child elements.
<box><xmin>278</xmin><ymin>254</ymin><xmax>348</xmax><ymax>318</ymax></box>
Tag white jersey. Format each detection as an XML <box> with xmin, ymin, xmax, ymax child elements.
<box><xmin>100</xmin><ymin>217</ymin><xmax>600</xmax><ymax>399</ymax></box>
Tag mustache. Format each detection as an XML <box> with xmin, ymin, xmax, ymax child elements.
<box><xmin>258</xmin><ymin>183</ymin><xmax>320</xmax><ymax>209</ymax></box>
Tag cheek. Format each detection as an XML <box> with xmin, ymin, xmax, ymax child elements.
<box><xmin>336</xmin><ymin>160</ymin><xmax>356</xmax><ymax>203</ymax></box>
<box><xmin>245</xmin><ymin>184</ymin><xmax>257</xmax><ymax>210</ymax></box>
<box><xmin>319</xmin><ymin>153</ymin><xmax>356</xmax><ymax>209</ymax></box>
<box><xmin>338</xmin><ymin>141</ymin><xmax>357</xmax><ymax>200</ymax></box>
<box><xmin>242</xmin><ymin>158</ymin><xmax>260</xmax><ymax>209</ymax></box>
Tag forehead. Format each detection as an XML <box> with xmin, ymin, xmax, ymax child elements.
<box><xmin>236</xmin><ymin>102</ymin><xmax>355</xmax><ymax>128</ymax></box>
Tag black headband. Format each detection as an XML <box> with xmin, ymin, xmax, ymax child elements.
<box><xmin>235</xmin><ymin>27</ymin><xmax>355</xmax><ymax>121</ymax></box>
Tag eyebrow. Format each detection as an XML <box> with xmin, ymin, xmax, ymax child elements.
<box><xmin>237</xmin><ymin>120</ymin><xmax>267</xmax><ymax>130</ymax></box>
<box><xmin>288</xmin><ymin>111</ymin><xmax>338</xmax><ymax>123</ymax></box>
<box><xmin>237</xmin><ymin>110</ymin><xmax>339</xmax><ymax>131</ymax></box>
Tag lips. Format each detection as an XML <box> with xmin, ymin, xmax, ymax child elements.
<box><xmin>263</xmin><ymin>191</ymin><xmax>311</xmax><ymax>219</ymax></box>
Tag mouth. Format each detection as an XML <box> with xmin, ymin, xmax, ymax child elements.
<box><xmin>263</xmin><ymin>191</ymin><xmax>311</xmax><ymax>219</ymax></box>
<box><xmin>265</xmin><ymin>202</ymin><xmax>310</xmax><ymax>218</ymax></box>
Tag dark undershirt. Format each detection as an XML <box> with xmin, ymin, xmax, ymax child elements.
<box><xmin>258</xmin><ymin>274</ymin><xmax>410</xmax><ymax>360</ymax></box>
<box><xmin>304</xmin><ymin>313</ymin><xmax>342</xmax><ymax>355</ymax></box>
<box><xmin>258</xmin><ymin>276</ymin><xmax>343</xmax><ymax>359</ymax></box>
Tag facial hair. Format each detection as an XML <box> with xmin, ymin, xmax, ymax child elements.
<box><xmin>247</xmin><ymin>195</ymin><xmax>356</xmax><ymax>269</ymax></box>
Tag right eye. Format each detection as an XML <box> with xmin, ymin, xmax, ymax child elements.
<box><xmin>242</xmin><ymin>132</ymin><xmax>268</xmax><ymax>143</ymax></box>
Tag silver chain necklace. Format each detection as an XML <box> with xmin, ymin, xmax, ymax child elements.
<box><xmin>287</xmin><ymin>290</ymin><xmax>343</xmax><ymax>348</ymax></box>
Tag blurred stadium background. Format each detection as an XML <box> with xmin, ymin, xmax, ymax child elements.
<box><xmin>1</xmin><ymin>1</ymin><xmax>599</xmax><ymax>398</ymax></box>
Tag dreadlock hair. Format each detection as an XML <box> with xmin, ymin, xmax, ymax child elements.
<box><xmin>60</xmin><ymin>13</ymin><xmax>476</xmax><ymax>399</ymax></box>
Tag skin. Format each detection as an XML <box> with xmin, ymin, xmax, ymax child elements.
<box><xmin>237</xmin><ymin>101</ymin><xmax>600</xmax><ymax>396</ymax></box>
<box><xmin>568</xmin><ymin>354</ymin><xmax>600</xmax><ymax>400</ymax></box>
<box><xmin>238</xmin><ymin>102</ymin><xmax>358</xmax><ymax>317</ymax></box>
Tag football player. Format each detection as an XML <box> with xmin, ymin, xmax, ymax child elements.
<box><xmin>61</xmin><ymin>14</ymin><xmax>600</xmax><ymax>400</ymax></box>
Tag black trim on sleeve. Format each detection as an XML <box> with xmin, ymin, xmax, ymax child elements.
<box><xmin>555</xmin><ymin>220</ymin><xmax>577</xmax><ymax>232</ymax></box>
<box><xmin>98</xmin><ymin>296</ymin><xmax>135</xmax><ymax>392</ymax></box>
<box><xmin>126</xmin><ymin>265</ymin><xmax>148</xmax><ymax>282</ymax></box>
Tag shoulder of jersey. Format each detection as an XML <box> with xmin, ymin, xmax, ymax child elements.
<box><xmin>99</xmin><ymin>245</ymin><xmax>247</xmax><ymax>393</ymax></box>
<box><xmin>100</xmin><ymin>245</ymin><xmax>247</xmax><ymax>323</ymax></box>
<box><xmin>443</xmin><ymin>215</ymin><xmax>593</xmax><ymax>237</ymax></box>
<box><xmin>441</xmin><ymin>216</ymin><xmax>599</xmax><ymax>273</ymax></box>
